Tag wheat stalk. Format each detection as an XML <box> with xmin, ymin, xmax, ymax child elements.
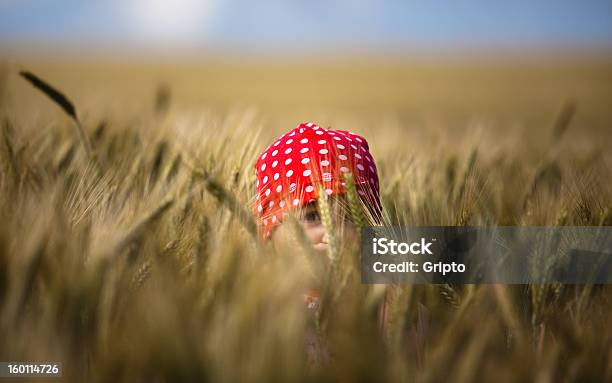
<box><xmin>343</xmin><ymin>172</ymin><xmax>365</xmax><ymax>233</ymax></box>
<box><xmin>317</xmin><ymin>185</ymin><xmax>338</xmax><ymax>264</ymax></box>
<box><xmin>183</xmin><ymin>156</ymin><xmax>258</xmax><ymax>239</ymax></box>
<box><xmin>19</xmin><ymin>71</ymin><xmax>98</xmax><ymax>167</ymax></box>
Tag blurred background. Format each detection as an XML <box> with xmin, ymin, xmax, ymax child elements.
<box><xmin>1</xmin><ymin>3</ymin><xmax>611</xmax><ymax>381</ymax></box>
<box><xmin>1</xmin><ymin>0</ymin><xmax>611</xmax><ymax>139</ymax></box>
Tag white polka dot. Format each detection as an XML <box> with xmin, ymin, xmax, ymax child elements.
<box><xmin>286</xmin><ymin>139</ymin><xmax>293</xmax><ymax>144</ymax></box>
<box><xmin>306</xmin><ymin>122</ymin><xmax>313</xmax><ymax>127</ymax></box>
<box><xmin>370</xmin><ymin>178</ymin><xmax>375</xmax><ymax>184</ymax></box>
<box><xmin>315</xmin><ymin>130</ymin><xmax>324</xmax><ymax>135</ymax></box>
<box><xmin>313</xmin><ymin>126</ymin><xmax>319</xmax><ymax>130</ymax></box>
<box><xmin>260</xmin><ymin>163</ymin><xmax>266</xmax><ymax>171</ymax></box>
<box><xmin>289</xmin><ymin>131</ymin><xmax>296</xmax><ymax>136</ymax></box>
<box><xmin>263</xmin><ymin>176</ymin><xmax>269</xmax><ymax>184</ymax></box>
<box><xmin>357</xmin><ymin>164</ymin><xmax>365</xmax><ymax>171</ymax></box>
<box><xmin>293</xmin><ymin>198</ymin><xmax>300</xmax><ymax>206</ymax></box>
<box><xmin>337</xmin><ymin>144</ymin><xmax>345</xmax><ymax>149</ymax></box>
<box><xmin>272</xmin><ymin>149</ymin><xmax>278</xmax><ymax>156</ymax></box>
<box><xmin>284</xmin><ymin>148</ymin><xmax>292</xmax><ymax>154</ymax></box>
<box><xmin>269</xmin><ymin>200</ymin><xmax>274</xmax><ymax>207</ymax></box>
<box><xmin>290</xmin><ymin>183</ymin><xmax>297</xmax><ymax>192</ymax></box>
<box><xmin>301</xmin><ymin>158</ymin><xmax>310</xmax><ymax>164</ymax></box>
<box><xmin>276</xmin><ymin>185</ymin><xmax>282</xmax><ymax>193</ymax></box>
<box><xmin>369</xmin><ymin>166</ymin><xmax>375</xmax><ymax>172</ymax></box>
<box><xmin>333</xmin><ymin>137</ymin><xmax>341</xmax><ymax>141</ymax></box>
<box><xmin>272</xmin><ymin>215</ymin><xmax>277</xmax><ymax>223</ymax></box>
<box><xmin>322</xmin><ymin>172</ymin><xmax>332</xmax><ymax>181</ymax></box>
<box><xmin>338</xmin><ymin>154</ymin><xmax>348</xmax><ymax>161</ymax></box>
<box><xmin>303</xmin><ymin>169</ymin><xmax>312</xmax><ymax>177</ymax></box>
<box><xmin>325</xmin><ymin>189</ymin><xmax>333</xmax><ymax>195</ymax></box>
<box><xmin>318</xmin><ymin>140</ymin><xmax>326</xmax><ymax>144</ymax></box>
<box><xmin>351</xmin><ymin>144</ymin><xmax>357</xmax><ymax>150</ymax></box>
<box><xmin>299</xmin><ymin>128</ymin><xmax>304</xmax><ymax>133</ymax></box>
<box><xmin>346</xmin><ymin>137</ymin><xmax>352</xmax><ymax>142</ymax></box>
<box><xmin>272</xmin><ymin>160</ymin><xmax>278</xmax><ymax>168</ymax></box>
<box><xmin>265</xmin><ymin>189</ymin><xmax>271</xmax><ymax>196</ymax></box>
<box><xmin>305</xmin><ymin>185</ymin><xmax>314</xmax><ymax>193</ymax></box>
<box><xmin>328</xmin><ymin>131</ymin><xmax>335</xmax><ymax>135</ymax></box>
<box><xmin>256</xmin><ymin>179</ymin><xmax>260</xmax><ymax>187</ymax></box>
<box><xmin>355</xmin><ymin>153</ymin><xmax>362</xmax><ymax>159</ymax></box>
<box><xmin>279</xmin><ymin>200</ymin><xmax>286</xmax><ymax>208</ymax></box>
<box><xmin>340</xmin><ymin>166</ymin><xmax>349</xmax><ymax>173</ymax></box>
<box><xmin>300</xmin><ymin>147</ymin><xmax>309</xmax><ymax>153</ymax></box>
<box><xmin>263</xmin><ymin>218</ymin><xmax>268</xmax><ymax>225</ymax></box>
<box><xmin>274</xmin><ymin>173</ymin><xmax>280</xmax><ymax>180</ymax></box>
<box><xmin>365</xmin><ymin>155</ymin><xmax>371</xmax><ymax>162</ymax></box>
<box><xmin>274</xmin><ymin>141</ymin><xmax>281</xmax><ymax>146</ymax></box>
<box><xmin>285</xmin><ymin>158</ymin><xmax>292</xmax><ymax>165</ymax></box>
<box><xmin>300</xmin><ymin>138</ymin><xmax>308</xmax><ymax>144</ymax></box>
<box><xmin>257</xmin><ymin>204</ymin><xmax>263</xmax><ymax>212</ymax></box>
<box><xmin>286</xmin><ymin>169</ymin><xmax>294</xmax><ymax>177</ymax></box>
<box><xmin>321</xmin><ymin>160</ymin><xmax>330</xmax><ymax>166</ymax></box>
<box><xmin>355</xmin><ymin>137</ymin><xmax>363</xmax><ymax>142</ymax></box>
<box><xmin>319</xmin><ymin>149</ymin><xmax>328</xmax><ymax>154</ymax></box>
<box><xmin>261</xmin><ymin>152</ymin><xmax>267</xmax><ymax>160</ymax></box>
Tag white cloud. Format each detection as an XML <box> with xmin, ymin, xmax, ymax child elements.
<box><xmin>123</xmin><ymin>0</ymin><xmax>218</xmax><ymax>44</ymax></box>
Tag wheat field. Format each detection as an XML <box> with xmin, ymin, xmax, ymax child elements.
<box><xmin>0</xmin><ymin>54</ymin><xmax>611</xmax><ymax>382</ymax></box>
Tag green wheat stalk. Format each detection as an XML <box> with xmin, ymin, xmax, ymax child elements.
<box><xmin>315</xmin><ymin>185</ymin><xmax>339</xmax><ymax>333</ymax></box>
<box><xmin>344</xmin><ymin>172</ymin><xmax>365</xmax><ymax>234</ymax></box>
<box><xmin>317</xmin><ymin>185</ymin><xmax>338</xmax><ymax>264</ymax></box>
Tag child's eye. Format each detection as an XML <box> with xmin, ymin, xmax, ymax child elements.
<box><xmin>303</xmin><ymin>211</ymin><xmax>321</xmax><ymax>223</ymax></box>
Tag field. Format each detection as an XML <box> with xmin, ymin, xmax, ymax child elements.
<box><xmin>0</xmin><ymin>53</ymin><xmax>611</xmax><ymax>382</ymax></box>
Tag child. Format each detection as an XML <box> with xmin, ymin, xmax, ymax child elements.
<box><xmin>253</xmin><ymin>121</ymin><xmax>382</xmax><ymax>292</ymax></box>
<box><xmin>253</xmin><ymin>121</ymin><xmax>384</xmax><ymax>364</ymax></box>
<box><xmin>253</xmin><ymin>121</ymin><xmax>381</xmax><ymax>238</ymax></box>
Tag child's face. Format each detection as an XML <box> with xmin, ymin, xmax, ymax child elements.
<box><xmin>296</xmin><ymin>198</ymin><xmax>357</xmax><ymax>256</ymax></box>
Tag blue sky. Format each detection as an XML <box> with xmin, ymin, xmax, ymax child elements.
<box><xmin>1</xmin><ymin>0</ymin><xmax>611</xmax><ymax>52</ymax></box>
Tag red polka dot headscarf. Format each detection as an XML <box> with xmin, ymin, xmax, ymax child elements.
<box><xmin>254</xmin><ymin>122</ymin><xmax>382</xmax><ymax>239</ymax></box>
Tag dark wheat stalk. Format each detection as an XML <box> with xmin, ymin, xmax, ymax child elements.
<box><xmin>19</xmin><ymin>70</ymin><xmax>97</xmax><ymax>166</ymax></box>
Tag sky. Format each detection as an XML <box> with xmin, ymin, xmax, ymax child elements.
<box><xmin>1</xmin><ymin>0</ymin><xmax>612</xmax><ymax>53</ymax></box>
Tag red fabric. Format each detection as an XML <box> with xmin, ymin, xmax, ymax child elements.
<box><xmin>254</xmin><ymin>122</ymin><xmax>381</xmax><ymax>239</ymax></box>
<box><xmin>304</xmin><ymin>290</ymin><xmax>321</xmax><ymax>309</ymax></box>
